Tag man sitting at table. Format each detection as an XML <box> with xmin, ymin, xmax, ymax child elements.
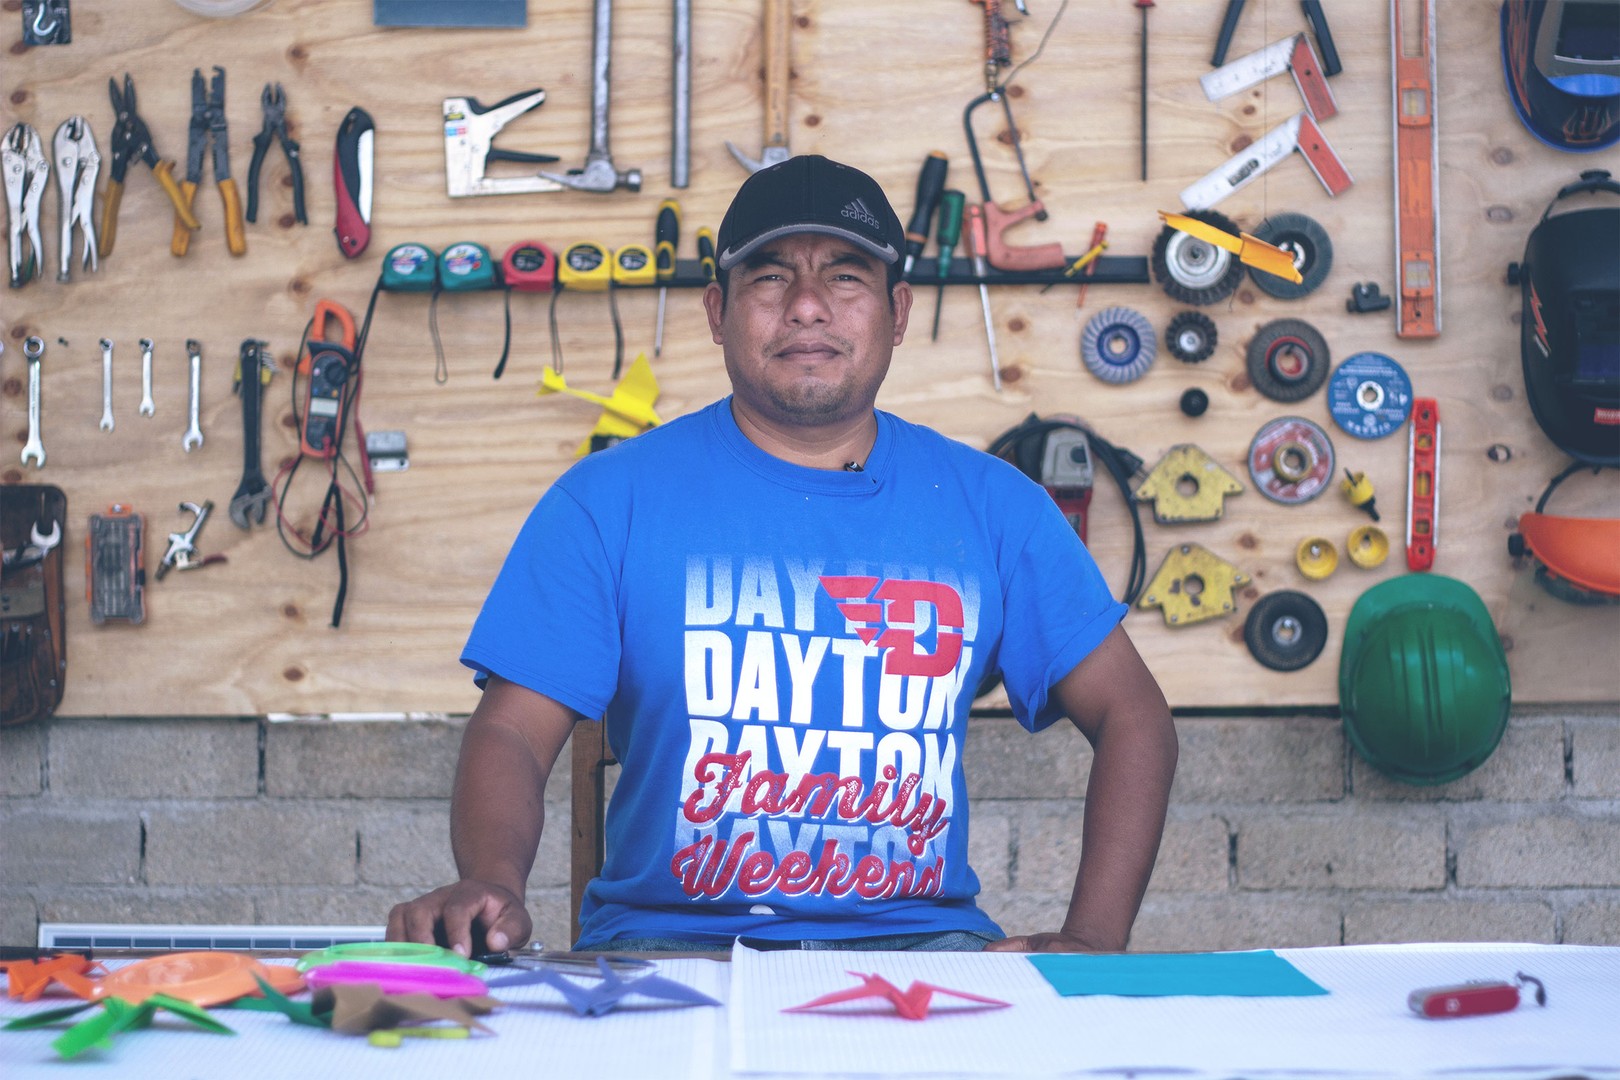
<box><xmin>387</xmin><ymin>155</ymin><xmax>1177</xmax><ymax>954</ymax></box>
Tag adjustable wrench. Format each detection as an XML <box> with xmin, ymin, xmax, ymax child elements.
<box><xmin>538</xmin><ymin>0</ymin><xmax>641</xmax><ymax>193</ymax></box>
<box><xmin>228</xmin><ymin>338</ymin><xmax>273</xmax><ymax>529</ymax></box>
<box><xmin>183</xmin><ymin>338</ymin><xmax>204</xmax><ymax>451</ymax></box>
<box><xmin>21</xmin><ymin>335</ymin><xmax>45</xmax><ymax>467</ymax></box>
<box><xmin>139</xmin><ymin>337</ymin><xmax>155</xmax><ymax>415</ymax></box>
<box><xmin>98</xmin><ymin>337</ymin><xmax>115</xmax><ymax>431</ymax></box>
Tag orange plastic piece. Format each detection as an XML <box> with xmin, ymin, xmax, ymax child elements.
<box><xmin>1517</xmin><ymin>514</ymin><xmax>1620</xmax><ymax>597</ymax></box>
<box><xmin>1</xmin><ymin>955</ymin><xmax>104</xmax><ymax>1001</ymax></box>
<box><xmin>89</xmin><ymin>952</ymin><xmax>305</xmax><ymax>1006</ymax></box>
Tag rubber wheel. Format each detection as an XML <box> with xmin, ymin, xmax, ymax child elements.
<box><xmin>1246</xmin><ymin>319</ymin><xmax>1330</xmax><ymax>402</ymax></box>
<box><xmin>1152</xmin><ymin>209</ymin><xmax>1247</xmax><ymax>306</ymax></box>
<box><xmin>1243</xmin><ymin>590</ymin><xmax>1328</xmax><ymax>672</ymax></box>
<box><xmin>1250</xmin><ymin>213</ymin><xmax>1333</xmax><ymax>300</ymax></box>
<box><xmin>1166</xmin><ymin>311</ymin><xmax>1218</xmax><ymax>362</ymax></box>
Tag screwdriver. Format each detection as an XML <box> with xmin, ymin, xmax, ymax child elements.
<box><xmin>654</xmin><ymin>198</ymin><xmax>680</xmax><ymax>358</ymax></box>
<box><xmin>696</xmin><ymin>226</ymin><xmax>716</xmax><ymax>282</ymax></box>
<box><xmin>930</xmin><ymin>190</ymin><xmax>965</xmax><ymax>342</ymax></box>
<box><xmin>1137</xmin><ymin>0</ymin><xmax>1154</xmax><ymax>181</ymax></box>
<box><xmin>902</xmin><ymin>151</ymin><xmax>949</xmax><ymax>279</ymax></box>
<box><xmin>965</xmin><ymin>203</ymin><xmax>1001</xmax><ymax>391</ymax></box>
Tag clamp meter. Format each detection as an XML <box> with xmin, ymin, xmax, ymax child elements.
<box><xmin>438</xmin><ymin>242</ymin><xmax>497</xmax><ymax>292</ymax></box>
<box><xmin>612</xmin><ymin>243</ymin><xmax>656</xmax><ymax>287</ymax></box>
<box><xmin>297</xmin><ymin>300</ymin><xmax>359</xmax><ymax>458</ymax></box>
<box><xmin>502</xmin><ymin>240</ymin><xmax>557</xmax><ymax>293</ymax></box>
<box><xmin>381</xmin><ymin>243</ymin><xmax>437</xmax><ymax>292</ymax></box>
<box><xmin>560</xmin><ymin>241</ymin><xmax>611</xmax><ymax>291</ymax></box>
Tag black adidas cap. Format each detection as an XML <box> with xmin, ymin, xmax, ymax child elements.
<box><xmin>716</xmin><ymin>155</ymin><xmax>905</xmax><ymax>271</ymax></box>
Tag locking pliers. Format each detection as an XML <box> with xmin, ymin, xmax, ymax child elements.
<box><xmin>4</xmin><ymin>123</ymin><xmax>50</xmax><ymax>288</ymax></box>
<box><xmin>53</xmin><ymin>116</ymin><xmax>99</xmax><ymax>281</ymax></box>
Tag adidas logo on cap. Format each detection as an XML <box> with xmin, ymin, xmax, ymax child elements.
<box><xmin>841</xmin><ymin>198</ymin><xmax>881</xmax><ymax>230</ymax></box>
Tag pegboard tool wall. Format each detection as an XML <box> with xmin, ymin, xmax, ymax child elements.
<box><xmin>3</xmin><ymin>0</ymin><xmax>1616</xmax><ymax>715</ymax></box>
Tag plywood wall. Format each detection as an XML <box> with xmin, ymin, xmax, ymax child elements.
<box><xmin>3</xmin><ymin>0</ymin><xmax>1616</xmax><ymax>714</ymax></box>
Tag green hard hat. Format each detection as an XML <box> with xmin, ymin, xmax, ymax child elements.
<box><xmin>1339</xmin><ymin>575</ymin><xmax>1511</xmax><ymax>785</ymax></box>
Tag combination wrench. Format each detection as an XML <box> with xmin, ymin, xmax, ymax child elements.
<box><xmin>183</xmin><ymin>338</ymin><xmax>204</xmax><ymax>451</ymax></box>
<box><xmin>21</xmin><ymin>335</ymin><xmax>45</xmax><ymax>467</ymax></box>
<box><xmin>139</xmin><ymin>337</ymin><xmax>155</xmax><ymax>415</ymax></box>
<box><xmin>98</xmin><ymin>337</ymin><xmax>114</xmax><ymax>431</ymax></box>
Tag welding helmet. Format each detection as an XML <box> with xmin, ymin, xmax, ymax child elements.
<box><xmin>1509</xmin><ymin>169</ymin><xmax>1620</xmax><ymax>467</ymax></box>
<box><xmin>1501</xmin><ymin>1</ymin><xmax>1620</xmax><ymax>152</ymax></box>
<box><xmin>1340</xmin><ymin>576</ymin><xmax>1511</xmax><ymax>786</ymax></box>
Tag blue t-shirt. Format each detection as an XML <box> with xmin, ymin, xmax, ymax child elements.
<box><xmin>462</xmin><ymin>399</ymin><xmax>1125</xmax><ymax>948</ymax></box>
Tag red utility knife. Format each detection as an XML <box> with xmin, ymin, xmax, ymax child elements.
<box><xmin>333</xmin><ymin>106</ymin><xmax>374</xmax><ymax>259</ymax></box>
<box><xmin>1408</xmin><ymin>973</ymin><xmax>1546</xmax><ymax>1018</ymax></box>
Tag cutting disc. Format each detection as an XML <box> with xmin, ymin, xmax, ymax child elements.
<box><xmin>1081</xmin><ymin>306</ymin><xmax>1157</xmax><ymax>384</ymax></box>
<box><xmin>1243</xmin><ymin>590</ymin><xmax>1328</xmax><ymax>671</ymax></box>
<box><xmin>1327</xmin><ymin>351</ymin><xmax>1414</xmax><ymax>439</ymax></box>
<box><xmin>1248</xmin><ymin>416</ymin><xmax>1335</xmax><ymax>504</ymax></box>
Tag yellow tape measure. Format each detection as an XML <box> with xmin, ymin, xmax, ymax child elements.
<box><xmin>612</xmin><ymin>243</ymin><xmax>656</xmax><ymax>287</ymax></box>
<box><xmin>560</xmin><ymin>241</ymin><xmax>612</xmax><ymax>291</ymax></box>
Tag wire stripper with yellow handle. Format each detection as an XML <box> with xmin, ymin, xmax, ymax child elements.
<box><xmin>173</xmin><ymin>67</ymin><xmax>246</xmax><ymax>258</ymax></box>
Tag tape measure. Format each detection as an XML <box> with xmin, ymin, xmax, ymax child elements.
<box><xmin>381</xmin><ymin>243</ymin><xmax>438</xmax><ymax>292</ymax></box>
<box><xmin>502</xmin><ymin>240</ymin><xmax>556</xmax><ymax>293</ymax></box>
<box><xmin>438</xmin><ymin>242</ymin><xmax>497</xmax><ymax>292</ymax></box>
<box><xmin>613</xmin><ymin>243</ymin><xmax>656</xmax><ymax>287</ymax></box>
<box><xmin>1327</xmin><ymin>352</ymin><xmax>1413</xmax><ymax>440</ymax></box>
<box><xmin>560</xmin><ymin>241</ymin><xmax>611</xmax><ymax>291</ymax></box>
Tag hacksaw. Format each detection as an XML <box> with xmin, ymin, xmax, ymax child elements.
<box><xmin>1391</xmin><ymin>0</ymin><xmax>1440</xmax><ymax>338</ymax></box>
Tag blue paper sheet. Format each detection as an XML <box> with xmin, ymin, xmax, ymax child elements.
<box><xmin>1028</xmin><ymin>950</ymin><xmax>1330</xmax><ymax>998</ymax></box>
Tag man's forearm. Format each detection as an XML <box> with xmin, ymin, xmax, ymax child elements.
<box><xmin>449</xmin><ymin>712</ymin><xmax>550</xmax><ymax>895</ymax></box>
<box><xmin>1061</xmin><ymin>704</ymin><xmax>1178</xmax><ymax>950</ymax></box>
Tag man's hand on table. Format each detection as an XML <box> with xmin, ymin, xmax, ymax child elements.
<box><xmin>985</xmin><ymin>930</ymin><xmax>1118</xmax><ymax>953</ymax></box>
<box><xmin>386</xmin><ymin>879</ymin><xmax>532</xmax><ymax>958</ymax></box>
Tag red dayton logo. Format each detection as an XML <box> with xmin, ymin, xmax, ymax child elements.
<box><xmin>819</xmin><ymin>576</ymin><xmax>964</xmax><ymax>677</ymax></box>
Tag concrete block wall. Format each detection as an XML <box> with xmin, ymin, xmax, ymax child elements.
<box><xmin>3</xmin><ymin>710</ymin><xmax>1619</xmax><ymax>950</ymax></box>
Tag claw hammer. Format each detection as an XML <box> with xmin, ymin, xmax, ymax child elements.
<box><xmin>727</xmin><ymin>0</ymin><xmax>791</xmax><ymax>173</ymax></box>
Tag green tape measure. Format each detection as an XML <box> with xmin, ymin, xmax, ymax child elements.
<box><xmin>381</xmin><ymin>243</ymin><xmax>438</xmax><ymax>292</ymax></box>
<box><xmin>438</xmin><ymin>242</ymin><xmax>497</xmax><ymax>292</ymax></box>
